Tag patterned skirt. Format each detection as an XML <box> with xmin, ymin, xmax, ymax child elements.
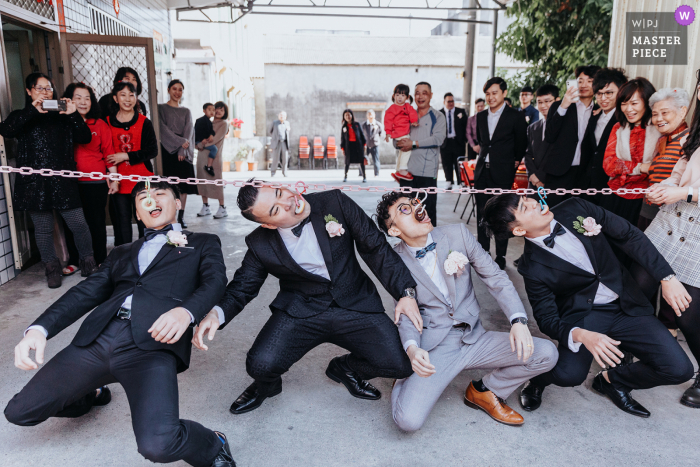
<box><xmin>645</xmin><ymin>200</ymin><xmax>700</xmax><ymax>288</ymax></box>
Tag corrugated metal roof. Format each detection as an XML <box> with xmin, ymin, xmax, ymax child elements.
<box><xmin>264</xmin><ymin>34</ymin><xmax>466</xmax><ymax>66</ymax></box>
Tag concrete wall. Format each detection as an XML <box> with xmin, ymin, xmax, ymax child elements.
<box><xmin>265</xmin><ymin>63</ymin><xmax>465</xmax><ymax>167</ymax></box>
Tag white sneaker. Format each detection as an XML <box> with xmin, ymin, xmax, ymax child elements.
<box><xmin>197</xmin><ymin>205</ymin><xmax>211</xmax><ymax>217</ymax></box>
<box><xmin>213</xmin><ymin>206</ymin><xmax>228</xmax><ymax>219</ymax></box>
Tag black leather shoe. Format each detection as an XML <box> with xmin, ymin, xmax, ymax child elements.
<box><xmin>681</xmin><ymin>373</ymin><xmax>700</xmax><ymax>408</ymax></box>
<box><xmin>592</xmin><ymin>372</ymin><xmax>650</xmax><ymax>418</ymax></box>
<box><xmin>519</xmin><ymin>380</ymin><xmax>544</xmax><ymax>411</ymax></box>
<box><xmin>211</xmin><ymin>432</ymin><xmax>236</xmax><ymax>467</ymax></box>
<box><xmin>495</xmin><ymin>256</ymin><xmax>506</xmax><ymax>270</ymax></box>
<box><xmin>325</xmin><ymin>356</ymin><xmax>381</xmax><ymax>400</ymax></box>
<box><xmin>93</xmin><ymin>386</ymin><xmax>111</xmax><ymax>407</ymax></box>
<box><xmin>229</xmin><ymin>380</ymin><xmax>282</xmax><ymax>415</ymax></box>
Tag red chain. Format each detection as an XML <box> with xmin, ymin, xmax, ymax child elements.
<box><xmin>0</xmin><ymin>166</ymin><xmax>651</xmax><ymax>196</ymax></box>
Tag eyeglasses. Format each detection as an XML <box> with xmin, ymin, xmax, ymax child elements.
<box><xmin>33</xmin><ymin>86</ymin><xmax>53</xmax><ymax>93</ymax></box>
<box><xmin>596</xmin><ymin>91</ymin><xmax>616</xmax><ymax>99</ymax></box>
<box><xmin>389</xmin><ymin>197</ymin><xmax>428</xmax><ymax>228</ymax></box>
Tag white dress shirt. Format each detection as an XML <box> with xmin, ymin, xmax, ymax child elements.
<box><xmin>212</xmin><ymin>218</ymin><xmax>330</xmax><ymax>325</ymax></box>
<box><xmin>446</xmin><ymin>108</ymin><xmax>456</xmax><ymax>138</ymax></box>
<box><xmin>485</xmin><ymin>102</ymin><xmax>506</xmax><ymax>162</ymax></box>
<box><xmin>556</xmin><ymin>100</ymin><xmax>594</xmax><ymax>166</ymax></box>
<box><xmin>594</xmin><ymin>109</ymin><xmax>615</xmax><ymax>146</ymax></box>
<box><xmin>526</xmin><ymin>219</ymin><xmax>618</xmax><ymax>352</ymax></box>
<box><xmin>26</xmin><ymin>223</ymin><xmax>196</xmax><ymax>338</ymax></box>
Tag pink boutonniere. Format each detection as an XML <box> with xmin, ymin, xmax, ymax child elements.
<box><xmin>324</xmin><ymin>214</ymin><xmax>345</xmax><ymax>238</ymax></box>
<box><xmin>573</xmin><ymin>216</ymin><xmax>601</xmax><ymax>236</ymax></box>
<box><xmin>444</xmin><ymin>250</ymin><xmax>469</xmax><ymax>276</ymax></box>
<box><xmin>166</xmin><ymin>230</ymin><xmax>188</xmax><ymax>247</ymax></box>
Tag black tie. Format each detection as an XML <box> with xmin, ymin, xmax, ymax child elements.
<box><xmin>144</xmin><ymin>224</ymin><xmax>173</xmax><ymax>242</ymax></box>
<box><xmin>543</xmin><ymin>223</ymin><xmax>566</xmax><ymax>248</ymax></box>
<box><xmin>448</xmin><ymin>110</ymin><xmax>453</xmax><ymax>136</ymax></box>
<box><xmin>291</xmin><ymin>216</ymin><xmax>312</xmax><ymax>237</ymax></box>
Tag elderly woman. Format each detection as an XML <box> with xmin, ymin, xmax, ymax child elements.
<box><xmin>637</xmin><ymin>88</ymin><xmax>690</xmax><ymax>231</ymax></box>
<box><xmin>631</xmin><ymin>70</ymin><xmax>700</xmax><ymax>409</ymax></box>
<box><xmin>601</xmin><ymin>78</ymin><xmax>661</xmax><ymax>225</ymax></box>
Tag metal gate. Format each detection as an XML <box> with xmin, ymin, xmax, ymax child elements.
<box><xmin>64</xmin><ymin>34</ymin><xmax>162</xmax><ymax>173</ymax></box>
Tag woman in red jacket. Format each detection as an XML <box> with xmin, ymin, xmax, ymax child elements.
<box><xmin>105</xmin><ymin>81</ymin><xmax>158</xmax><ymax>246</ymax></box>
<box><xmin>63</xmin><ymin>83</ymin><xmax>119</xmax><ymax>264</ymax></box>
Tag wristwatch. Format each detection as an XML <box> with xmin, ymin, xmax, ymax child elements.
<box><xmin>511</xmin><ymin>317</ymin><xmax>528</xmax><ymax>327</ymax></box>
<box><xmin>661</xmin><ymin>274</ymin><xmax>676</xmax><ymax>282</ymax></box>
<box><xmin>401</xmin><ymin>287</ymin><xmax>416</xmax><ymax>299</ymax></box>
<box><xmin>687</xmin><ymin>187</ymin><xmax>694</xmax><ymax>203</ymax></box>
<box><xmin>412</xmin><ymin>141</ymin><xmax>418</xmax><ymax>149</ymax></box>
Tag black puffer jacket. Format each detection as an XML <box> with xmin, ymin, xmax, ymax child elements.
<box><xmin>0</xmin><ymin>105</ymin><xmax>92</xmax><ymax>211</ymax></box>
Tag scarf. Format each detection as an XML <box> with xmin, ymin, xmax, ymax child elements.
<box><xmin>615</xmin><ymin>119</ymin><xmax>661</xmax><ymax>174</ymax></box>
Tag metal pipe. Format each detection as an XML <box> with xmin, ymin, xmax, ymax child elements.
<box><xmin>462</xmin><ymin>0</ymin><xmax>477</xmax><ymax>113</ymax></box>
<box><xmin>241</xmin><ymin>3</ymin><xmax>503</xmax><ymax>10</ymax></box>
<box><xmin>490</xmin><ymin>8</ymin><xmax>498</xmax><ymax>78</ymax></box>
<box><xmin>240</xmin><ymin>11</ymin><xmax>492</xmax><ymax>24</ymax></box>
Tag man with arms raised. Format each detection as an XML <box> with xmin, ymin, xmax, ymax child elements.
<box><xmin>194</xmin><ymin>181</ymin><xmax>419</xmax><ymax>414</ymax></box>
<box><xmin>375</xmin><ymin>192</ymin><xmax>557</xmax><ymax>430</ymax></box>
<box><xmin>5</xmin><ymin>181</ymin><xmax>236</xmax><ymax>467</ymax></box>
<box><xmin>481</xmin><ymin>194</ymin><xmax>693</xmax><ymax>417</ymax></box>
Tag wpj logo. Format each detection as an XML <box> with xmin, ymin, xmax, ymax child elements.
<box><xmin>626</xmin><ymin>12</ymin><xmax>688</xmax><ymax>65</ymax></box>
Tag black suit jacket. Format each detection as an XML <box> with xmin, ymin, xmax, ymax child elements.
<box><xmin>579</xmin><ymin>111</ymin><xmax>618</xmax><ymax>190</ymax></box>
<box><xmin>31</xmin><ymin>232</ymin><xmax>227</xmax><ymax>372</ymax></box>
<box><xmin>542</xmin><ymin>100</ymin><xmax>598</xmax><ymax>177</ymax></box>
<box><xmin>439</xmin><ymin>107</ymin><xmax>468</xmax><ymax>147</ymax></box>
<box><xmin>474</xmin><ymin>104</ymin><xmax>528</xmax><ymax>187</ymax></box>
<box><xmin>217</xmin><ymin>190</ymin><xmax>417</xmax><ymax>325</ymax></box>
<box><xmin>517</xmin><ymin>198</ymin><xmax>674</xmax><ymax>344</ymax></box>
<box><xmin>523</xmin><ymin>119</ymin><xmax>549</xmax><ymax>183</ymax></box>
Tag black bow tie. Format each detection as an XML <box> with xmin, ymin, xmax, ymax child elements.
<box><xmin>543</xmin><ymin>223</ymin><xmax>566</xmax><ymax>248</ymax></box>
<box><xmin>416</xmin><ymin>242</ymin><xmax>437</xmax><ymax>259</ymax></box>
<box><xmin>291</xmin><ymin>216</ymin><xmax>312</xmax><ymax>238</ymax></box>
<box><xmin>144</xmin><ymin>224</ymin><xmax>173</xmax><ymax>242</ymax></box>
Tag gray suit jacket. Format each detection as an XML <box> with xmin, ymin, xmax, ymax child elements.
<box><xmin>270</xmin><ymin>120</ymin><xmax>291</xmax><ymax>150</ymax></box>
<box><xmin>394</xmin><ymin>224</ymin><xmax>526</xmax><ymax>352</ymax></box>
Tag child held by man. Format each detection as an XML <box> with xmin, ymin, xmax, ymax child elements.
<box><xmin>384</xmin><ymin>84</ymin><xmax>419</xmax><ymax>182</ymax></box>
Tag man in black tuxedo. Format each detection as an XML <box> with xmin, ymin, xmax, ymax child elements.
<box><xmin>482</xmin><ymin>194</ymin><xmax>694</xmax><ymax>418</ymax></box>
<box><xmin>439</xmin><ymin>92</ymin><xmax>468</xmax><ymax>189</ymax></box>
<box><xmin>193</xmin><ymin>181</ymin><xmax>419</xmax><ymax>414</ymax></box>
<box><xmin>474</xmin><ymin>77</ymin><xmax>528</xmax><ymax>270</ymax></box>
<box><xmin>541</xmin><ymin>65</ymin><xmax>600</xmax><ymax>206</ymax></box>
<box><xmin>579</xmin><ymin>68</ymin><xmax>628</xmax><ymax>205</ymax></box>
<box><xmin>5</xmin><ymin>182</ymin><xmax>236</xmax><ymax>467</ymax></box>
<box><xmin>523</xmin><ymin>85</ymin><xmax>558</xmax><ymax>190</ymax></box>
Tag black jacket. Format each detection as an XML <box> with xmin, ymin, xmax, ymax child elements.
<box><xmin>542</xmin><ymin>100</ymin><xmax>598</xmax><ymax>177</ymax></box>
<box><xmin>194</xmin><ymin>115</ymin><xmax>215</xmax><ymax>143</ymax></box>
<box><xmin>439</xmin><ymin>107</ymin><xmax>468</xmax><ymax>147</ymax></box>
<box><xmin>579</xmin><ymin>111</ymin><xmax>618</xmax><ymax>191</ymax></box>
<box><xmin>517</xmin><ymin>198</ymin><xmax>673</xmax><ymax>344</ymax></box>
<box><xmin>523</xmin><ymin>118</ymin><xmax>549</xmax><ymax>183</ymax></box>
<box><xmin>474</xmin><ymin>104</ymin><xmax>528</xmax><ymax>187</ymax></box>
<box><xmin>30</xmin><ymin>231</ymin><xmax>227</xmax><ymax>372</ymax></box>
<box><xmin>340</xmin><ymin>122</ymin><xmax>367</xmax><ymax>164</ymax></box>
<box><xmin>0</xmin><ymin>105</ymin><xmax>92</xmax><ymax>211</ymax></box>
<box><xmin>217</xmin><ymin>190</ymin><xmax>416</xmax><ymax>325</ymax></box>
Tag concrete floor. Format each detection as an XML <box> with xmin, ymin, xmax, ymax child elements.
<box><xmin>0</xmin><ymin>169</ymin><xmax>698</xmax><ymax>467</ymax></box>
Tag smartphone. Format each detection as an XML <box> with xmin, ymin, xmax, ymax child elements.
<box><xmin>42</xmin><ymin>99</ymin><xmax>67</xmax><ymax>112</ymax></box>
<box><xmin>566</xmin><ymin>79</ymin><xmax>580</xmax><ymax>103</ymax></box>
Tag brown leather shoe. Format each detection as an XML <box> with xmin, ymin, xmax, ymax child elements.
<box><xmin>464</xmin><ymin>382</ymin><xmax>524</xmax><ymax>426</ymax></box>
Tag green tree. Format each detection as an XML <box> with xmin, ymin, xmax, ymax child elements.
<box><xmin>496</xmin><ymin>0</ymin><xmax>613</xmax><ymax>102</ymax></box>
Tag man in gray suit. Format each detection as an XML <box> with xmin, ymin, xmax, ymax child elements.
<box><xmin>375</xmin><ymin>192</ymin><xmax>557</xmax><ymax>431</ymax></box>
<box><xmin>270</xmin><ymin>111</ymin><xmax>291</xmax><ymax>177</ymax></box>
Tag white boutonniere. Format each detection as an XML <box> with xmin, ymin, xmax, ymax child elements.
<box><xmin>324</xmin><ymin>214</ymin><xmax>345</xmax><ymax>238</ymax></box>
<box><xmin>166</xmin><ymin>230</ymin><xmax>189</xmax><ymax>247</ymax></box>
<box><xmin>444</xmin><ymin>250</ymin><xmax>469</xmax><ymax>276</ymax></box>
<box><xmin>573</xmin><ymin>216</ymin><xmax>601</xmax><ymax>236</ymax></box>
<box><xmin>525</xmin><ymin>116</ymin><xmax>531</xmax><ymax>123</ymax></box>
<box><xmin>457</xmin><ymin>113</ymin><xmax>463</xmax><ymax>119</ymax></box>
<box><xmin>342</xmin><ymin>127</ymin><xmax>347</xmax><ymax>133</ymax></box>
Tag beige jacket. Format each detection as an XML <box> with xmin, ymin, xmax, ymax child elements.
<box><xmin>663</xmin><ymin>146</ymin><xmax>700</xmax><ymax>188</ymax></box>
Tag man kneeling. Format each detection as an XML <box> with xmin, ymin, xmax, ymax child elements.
<box><xmin>481</xmin><ymin>194</ymin><xmax>694</xmax><ymax>418</ymax></box>
<box><xmin>375</xmin><ymin>192</ymin><xmax>557</xmax><ymax>430</ymax></box>
<box><xmin>5</xmin><ymin>182</ymin><xmax>236</xmax><ymax>467</ymax></box>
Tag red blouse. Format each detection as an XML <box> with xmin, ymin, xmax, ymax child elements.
<box><xmin>603</xmin><ymin>123</ymin><xmax>652</xmax><ymax>199</ymax></box>
<box><xmin>348</xmin><ymin>124</ymin><xmax>357</xmax><ymax>142</ymax></box>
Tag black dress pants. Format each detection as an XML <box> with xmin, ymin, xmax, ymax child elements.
<box><xmin>4</xmin><ymin>319</ymin><xmax>222</xmax><ymax>467</ymax></box>
<box><xmin>440</xmin><ymin>138</ymin><xmax>465</xmax><ymax>184</ymax></box>
<box><xmin>531</xmin><ymin>305</ymin><xmax>693</xmax><ymax>392</ymax></box>
<box><xmin>246</xmin><ymin>307</ymin><xmax>413</xmax><ymax>395</ymax></box>
<box><xmin>110</xmin><ymin>193</ymin><xmax>145</xmax><ymax>246</ymax></box>
<box><xmin>399</xmin><ymin>176</ymin><xmax>437</xmax><ymax>227</ymax></box>
<box><xmin>475</xmin><ymin>167</ymin><xmax>509</xmax><ymax>259</ymax></box>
